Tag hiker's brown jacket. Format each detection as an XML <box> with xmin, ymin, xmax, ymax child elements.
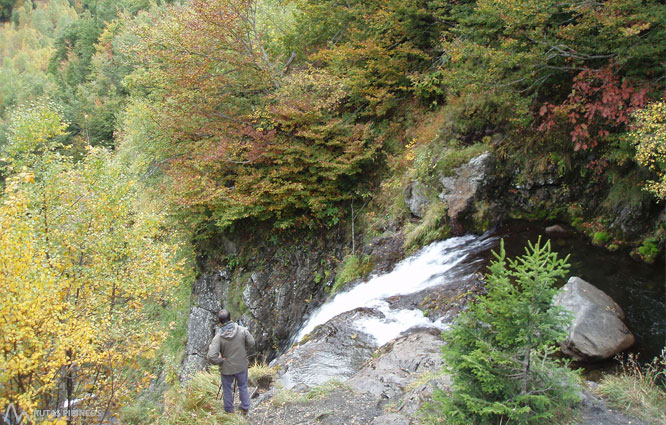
<box><xmin>207</xmin><ymin>322</ymin><xmax>255</xmax><ymax>375</ymax></box>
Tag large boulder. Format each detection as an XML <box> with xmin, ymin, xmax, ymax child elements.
<box><xmin>348</xmin><ymin>329</ymin><xmax>451</xmax><ymax>416</ymax></box>
<box><xmin>554</xmin><ymin>277</ymin><xmax>635</xmax><ymax>361</ymax></box>
<box><xmin>439</xmin><ymin>151</ymin><xmax>494</xmax><ymax>229</ymax></box>
<box><xmin>404</xmin><ymin>181</ymin><xmax>430</xmax><ymax>218</ymax></box>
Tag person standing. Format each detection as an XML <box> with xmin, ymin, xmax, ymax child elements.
<box><xmin>207</xmin><ymin>309</ymin><xmax>255</xmax><ymax>415</ymax></box>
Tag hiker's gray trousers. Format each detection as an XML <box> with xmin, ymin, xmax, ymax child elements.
<box><xmin>222</xmin><ymin>369</ymin><xmax>250</xmax><ymax>412</ymax></box>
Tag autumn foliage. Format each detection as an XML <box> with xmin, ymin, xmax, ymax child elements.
<box><xmin>630</xmin><ymin>101</ymin><xmax>666</xmax><ymax>200</ymax></box>
<box><xmin>125</xmin><ymin>0</ymin><xmax>381</xmax><ymax>229</ymax></box>
<box><xmin>0</xmin><ymin>104</ymin><xmax>183</xmax><ymax>422</ymax></box>
<box><xmin>539</xmin><ymin>64</ymin><xmax>649</xmax><ymax>151</ymax></box>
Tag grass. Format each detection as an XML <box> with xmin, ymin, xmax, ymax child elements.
<box><xmin>404</xmin><ymin>202</ymin><xmax>450</xmax><ymax>253</ymax></box>
<box><xmin>598</xmin><ymin>350</ymin><xmax>666</xmax><ymax>425</ymax></box>
<box><xmin>159</xmin><ymin>370</ymin><xmax>250</xmax><ymax>425</ymax></box>
<box><xmin>405</xmin><ymin>370</ymin><xmax>449</xmax><ymax>392</ymax></box>
<box><xmin>436</xmin><ymin>142</ymin><xmax>489</xmax><ymax>178</ymax></box>
<box><xmin>248</xmin><ymin>361</ymin><xmax>278</xmax><ymax>390</ymax></box>
<box><xmin>271</xmin><ymin>380</ymin><xmax>348</xmax><ymax>407</ymax></box>
<box><xmin>592</xmin><ymin>231</ymin><xmax>613</xmax><ymax>247</ymax></box>
<box><xmin>331</xmin><ymin>254</ymin><xmax>374</xmax><ymax>294</ymax></box>
<box><xmin>637</xmin><ymin>236</ymin><xmax>661</xmax><ymax>264</ymax></box>
<box><xmin>304</xmin><ymin>380</ymin><xmax>348</xmax><ymax>400</ymax></box>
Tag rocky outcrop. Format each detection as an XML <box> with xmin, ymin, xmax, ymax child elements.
<box><xmin>554</xmin><ymin>277</ymin><xmax>635</xmax><ymax>361</ymax></box>
<box><xmin>181</xmin><ymin>229</ymin><xmax>407</xmax><ymax>382</ymax></box>
<box><xmin>274</xmin><ymin>308</ymin><xmax>380</xmax><ymax>390</ymax></box>
<box><xmin>439</xmin><ymin>151</ymin><xmax>495</xmax><ymax>231</ymax></box>
<box><xmin>180</xmin><ymin>229</ymin><xmax>348</xmax><ymax>380</ymax></box>
<box><xmin>404</xmin><ymin>182</ymin><xmax>430</xmax><ymax>218</ymax></box>
<box><xmin>255</xmin><ymin>329</ymin><xmax>450</xmax><ymax>424</ymax></box>
<box><xmin>180</xmin><ymin>270</ymin><xmax>230</xmax><ymax>380</ymax></box>
<box><xmin>348</xmin><ymin>329</ymin><xmax>450</xmax><ymax>416</ymax></box>
<box><xmin>370</xmin><ymin>414</ymin><xmax>410</xmax><ymax>425</ymax></box>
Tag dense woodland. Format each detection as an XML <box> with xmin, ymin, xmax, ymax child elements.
<box><xmin>0</xmin><ymin>0</ymin><xmax>664</xmax><ymax>424</ymax></box>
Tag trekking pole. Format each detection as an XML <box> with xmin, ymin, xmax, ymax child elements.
<box><xmin>216</xmin><ymin>381</ymin><xmax>223</xmax><ymax>400</ymax></box>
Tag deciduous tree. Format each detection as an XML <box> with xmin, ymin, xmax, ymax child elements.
<box><xmin>0</xmin><ymin>103</ymin><xmax>184</xmax><ymax>423</ymax></box>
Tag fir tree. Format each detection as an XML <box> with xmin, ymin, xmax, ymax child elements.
<box><xmin>434</xmin><ymin>237</ymin><xmax>581</xmax><ymax>425</ymax></box>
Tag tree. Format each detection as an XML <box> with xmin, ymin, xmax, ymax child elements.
<box><xmin>630</xmin><ymin>101</ymin><xmax>666</xmax><ymax>200</ymax></box>
<box><xmin>121</xmin><ymin>0</ymin><xmax>381</xmax><ymax>231</ymax></box>
<box><xmin>0</xmin><ymin>0</ymin><xmax>14</xmax><ymax>22</ymax></box>
<box><xmin>0</xmin><ymin>0</ymin><xmax>78</xmax><ymax>122</ymax></box>
<box><xmin>0</xmin><ymin>103</ymin><xmax>184</xmax><ymax>423</ymax></box>
<box><xmin>286</xmin><ymin>0</ymin><xmax>444</xmax><ymax>116</ymax></box>
<box><xmin>2</xmin><ymin>101</ymin><xmax>67</xmax><ymax>170</ymax></box>
<box><xmin>434</xmin><ymin>238</ymin><xmax>580</xmax><ymax>425</ymax></box>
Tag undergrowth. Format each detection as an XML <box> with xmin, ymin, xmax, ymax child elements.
<box><xmin>331</xmin><ymin>254</ymin><xmax>374</xmax><ymax>294</ymax></box>
<box><xmin>598</xmin><ymin>350</ymin><xmax>666</xmax><ymax>425</ymax></box>
<box><xmin>404</xmin><ymin>202</ymin><xmax>450</xmax><ymax>253</ymax></box>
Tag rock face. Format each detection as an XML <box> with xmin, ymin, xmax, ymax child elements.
<box><xmin>404</xmin><ymin>182</ymin><xmax>430</xmax><ymax>218</ymax></box>
<box><xmin>348</xmin><ymin>329</ymin><xmax>450</xmax><ymax>416</ymax></box>
<box><xmin>554</xmin><ymin>276</ymin><xmax>635</xmax><ymax>361</ymax></box>
<box><xmin>274</xmin><ymin>308</ymin><xmax>381</xmax><ymax>390</ymax></box>
<box><xmin>181</xmin><ymin>230</ymin><xmax>406</xmax><ymax>381</ymax></box>
<box><xmin>439</xmin><ymin>151</ymin><xmax>495</xmax><ymax>230</ymax></box>
<box><xmin>254</xmin><ymin>329</ymin><xmax>451</xmax><ymax>424</ymax></box>
<box><xmin>180</xmin><ymin>230</ymin><xmax>346</xmax><ymax>380</ymax></box>
<box><xmin>180</xmin><ymin>271</ymin><xmax>229</xmax><ymax>380</ymax></box>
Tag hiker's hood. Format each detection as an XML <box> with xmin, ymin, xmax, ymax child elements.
<box><xmin>219</xmin><ymin>322</ymin><xmax>238</xmax><ymax>339</ymax></box>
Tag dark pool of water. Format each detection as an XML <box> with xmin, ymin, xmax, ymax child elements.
<box><xmin>480</xmin><ymin>220</ymin><xmax>665</xmax><ymax>362</ymax></box>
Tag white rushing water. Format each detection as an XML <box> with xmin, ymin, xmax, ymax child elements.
<box><xmin>294</xmin><ymin>233</ymin><xmax>497</xmax><ymax>345</ymax></box>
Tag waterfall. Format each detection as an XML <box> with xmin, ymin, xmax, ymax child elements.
<box><xmin>294</xmin><ymin>233</ymin><xmax>498</xmax><ymax>346</ymax></box>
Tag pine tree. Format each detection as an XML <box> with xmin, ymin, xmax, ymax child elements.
<box><xmin>434</xmin><ymin>238</ymin><xmax>581</xmax><ymax>425</ymax></box>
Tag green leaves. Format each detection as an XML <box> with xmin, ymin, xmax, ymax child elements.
<box><xmin>436</xmin><ymin>238</ymin><xmax>580</xmax><ymax>425</ymax></box>
<box><xmin>2</xmin><ymin>102</ymin><xmax>67</xmax><ymax>169</ymax></box>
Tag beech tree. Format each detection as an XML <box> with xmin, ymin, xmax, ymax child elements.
<box><xmin>122</xmin><ymin>0</ymin><xmax>380</xmax><ymax>230</ymax></box>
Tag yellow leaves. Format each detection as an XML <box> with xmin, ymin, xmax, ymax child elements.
<box><xmin>630</xmin><ymin>101</ymin><xmax>666</xmax><ymax>199</ymax></box>
<box><xmin>621</xmin><ymin>21</ymin><xmax>651</xmax><ymax>37</ymax></box>
<box><xmin>0</xmin><ymin>116</ymin><xmax>185</xmax><ymax>415</ymax></box>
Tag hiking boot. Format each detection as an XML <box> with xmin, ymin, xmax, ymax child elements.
<box><xmin>241</xmin><ymin>408</ymin><xmax>249</xmax><ymax>416</ymax></box>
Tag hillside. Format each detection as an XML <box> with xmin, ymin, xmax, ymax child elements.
<box><xmin>0</xmin><ymin>1</ymin><xmax>664</xmax><ymax>424</ymax></box>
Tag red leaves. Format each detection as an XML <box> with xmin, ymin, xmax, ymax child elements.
<box><xmin>538</xmin><ymin>62</ymin><xmax>649</xmax><ymax>152</ymax></box>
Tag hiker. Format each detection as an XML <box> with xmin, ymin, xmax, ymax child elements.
<box><xmin>207</xmin><ymin>309</ymin><xmax>255</xmax><ymax>415</ymax></box>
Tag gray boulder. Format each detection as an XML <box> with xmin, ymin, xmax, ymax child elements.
<box><xmin>545</xmin><ymin>224</ymin><xmax>569</xmax><ymax>236</ymax></box>
<box><xmin>274</xmin><ymin>308</ymin><xmax>380</xmax><ymax>390</ymax></box>
<box><xmin>439</xmin><ymin>151</ymin><xmax>494</xmax><ymax>227</ymax></box>
<box><xmin>348</xmin><ymin>329</ymin><xmax>451</xmax><ymax>416</ymax></box>
<box><xmin>404</xmin><ymin>182</ymin><xmax>430</xmax><ymax>218</ymax></box>
<box><xmin>370</xmin><ymin>414</ymin><xmax>410</xmax><ymax>425</ymax></box>
<box><xmin>554</xmin><ymin>277</ymin><xmax>635</xmax><ymax>361</ymax></box>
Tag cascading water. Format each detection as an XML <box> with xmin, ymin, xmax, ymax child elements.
<box><xmin>275</xmin><ymin>223</ymin><xmax>663</xmax><ymax>390</ymax></box>
<box><xmin>294</xmin><ymin>233</ymin><xmax>498</xmax><ymax>346</ymax></box>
